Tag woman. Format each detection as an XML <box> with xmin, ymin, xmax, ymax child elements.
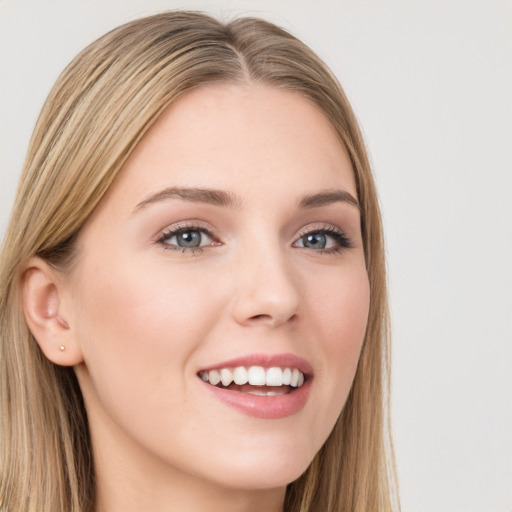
<box><xmin>0</xmin><ymin>11</ymin><xmax>398</xmax><ymax>512</ymax></box>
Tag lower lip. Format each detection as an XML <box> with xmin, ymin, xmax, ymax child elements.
<box><xmin>200</xmin><ymin>379</ymin><xmax>312</xmax><ymax>419</ymax></box>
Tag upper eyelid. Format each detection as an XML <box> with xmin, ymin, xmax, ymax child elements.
<box><xmin>156</xmin><ymin>221</ymin><xmax>215</xmax><ymax>240</ymax></box>
<box><xmin>162</xmin><ymin>224</ymin><xmax>212</xmax><ymax>235</ymax></box>
<box><xmin>294</xmin><ymin>223</ymin><xmax>346</xmax><ymax>238</ymax></box>
<box><xmin>155</xmin><ymin>221</ymin><xmax>352</xmax><ymax>245</ymax></box>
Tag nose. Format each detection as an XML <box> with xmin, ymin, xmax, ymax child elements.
<box><xmin>230</xmin><ymin>245</ymin><xmax>301</xmax><ymax>328</ymax></box>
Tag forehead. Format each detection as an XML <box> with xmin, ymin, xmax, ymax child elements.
<box><xmin>99</xmin><ymin>83</ymin><xmax>357</xmax><ymax>213</ymax></box>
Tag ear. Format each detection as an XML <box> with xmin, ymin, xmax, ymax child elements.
<box><xmin>21</xmin><ymin>258</ymin><xmax>83</xmax><ymax>366</ymax></box>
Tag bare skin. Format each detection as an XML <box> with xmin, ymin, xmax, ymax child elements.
<box><xmin>24</xmin><ymin>84</ymin><xmax>369</xmax><ymax>511</ymax></box>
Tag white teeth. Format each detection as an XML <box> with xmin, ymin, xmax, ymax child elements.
<box><xmin>265</xmin><ymin>367</ymin><xmax>283</xmax><ymax>386</ymax></box>
<box><xmin>248</xmin><ymin>366</ymin><xmax>266</xmax><ymax>386</ymax></box>
<box><xmin>233</xmin><ymin>366</ymin><xmax>249</xmax><ymax>385</ymax></box>
<box><xmin>203</xmin><ymin>366</ymin><xmax>306</xmax><ymax>389</ymax></box>
<box><xmin>220</xmin><ymin>368</ymin><xmax>233</xmax><ymax>387</ymax></box>
<box><xmin>247</xmin><ymin>388</ymin><xmax>288</xmax><ymax>397</ymax></box>
<box><xmin>290</xmin><ymin>369</ymin><xmax>300</xmax><ymax>387</ymax></box>
<box><xmin>246</xmin><ymin>388</ymin><xmax>271</xmax><ymax>396</ymax></box>
<box><xmin>209</xmin><ymin>369</ymin><xmax>221</xmax><ymax>386</ymax></box>
<box><xmin>265</xmin><ymin>390</ymin><xmax>287</xmax><ymax>396</ymax></box>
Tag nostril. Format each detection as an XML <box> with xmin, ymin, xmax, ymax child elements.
<box><xmin>250</xmin><ymin>314</ymin><xmax>269</xmax><ymax>321</ymax></box>
<box><xmin>248</xmin><ymin>312</ymin><xmax>298</xmax><ymax>326</ymax></box>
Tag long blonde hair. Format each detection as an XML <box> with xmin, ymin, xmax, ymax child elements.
<box><xmin>0</xmin><ymin>11</ymin><xmax>398</xmax><ymax>512</ymax></box>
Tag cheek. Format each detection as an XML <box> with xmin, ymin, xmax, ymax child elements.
<box><xmin>308</xmin><ymin>259</ymin><xmax>369</xmax><ymax>346</ymax></box>
<box><xmin>72</xmin><ymin>255</ymin><xmax>224</xmax><ymax>418</ymax></box>
<box><xmin>306</xmin><ymin>263</ymin><xmax>370</xmax><ymax>414</ymax></box>
<box><xmin>77</xmin><ymin>255</ymin><xmax>221</xmax><ymax>348</ymax></box>
<box><xmin>323</xmin><ymin>272</ymin><xmax>369</xmax><ymax>356</ymax></box>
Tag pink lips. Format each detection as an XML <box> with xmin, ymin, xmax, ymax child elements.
<box><xmin>198</xmin><ymin>353</ymin><xmax>313</xmax><ymax>420</ymax></box>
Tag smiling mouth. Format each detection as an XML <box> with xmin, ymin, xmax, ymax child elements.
<box><xmin>198</xmin><ymin>366</ymin><xmax>306</xmax><ymax>396</ymax></box>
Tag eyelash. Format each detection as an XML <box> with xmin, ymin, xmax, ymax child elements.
<box><xmin>156</xmin><ymin>223</ymin><xmax>353</xmax><ymax>255</ymax></box>
<box><xmin>157</xmin><ymin>223</ymin><xmax>218</xmax><ymax>254</ymax></box>
<box><xmin>294</xmin><ymin>225</ymin><xmax>353</xmax><ymax>254</ymax></box>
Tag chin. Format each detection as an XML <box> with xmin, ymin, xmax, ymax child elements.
<box><xmin>211</xmin><ymin>464</ymin><xmax>308</xmax><ymax>492</ymax></box>
<box><xmin>197</xmin><ymin>438</ymin><xmax>317</xmax><ymax>491</ymax></box>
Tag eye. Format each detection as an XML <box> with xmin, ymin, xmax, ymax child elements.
<box><xmin>157</xmin><ymin>224</ymin><xmax>218</xmax><ymax>253</ymax></box>
<box><xmin>294</xmin><ymin>227</ymin><xmax>352</xmax><ymax>253</ymax></box>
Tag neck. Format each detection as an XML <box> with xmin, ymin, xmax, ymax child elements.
<box><xmin>95</xmin><ymin>467</ymin><xmax>285</xmax><ymax>512</ymax></box>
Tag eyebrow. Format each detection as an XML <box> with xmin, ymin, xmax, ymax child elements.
<box><xmin>133</xmin><ymin>186</ymin><xmax>359</xmax><ymax>213</ymax></box>
<box><xmin>134</xmin><ymin>187</ymin><xmax>241</xmax><ymax>212</ymax></box>
<box><xmin>297</xmin><ymin>190</ymin><xmax>360</xmax><ymax>209</ymax></box>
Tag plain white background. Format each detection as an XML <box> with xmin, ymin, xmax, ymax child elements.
<box><xmin>1</xmin><ymin>1</ymin><xmax>510</xmax><ymax>511</ymax></box>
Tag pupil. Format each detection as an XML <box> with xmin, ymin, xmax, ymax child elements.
<box><xmin>304</xmin><ymin>233</ymin><xmax>326</xmax><ymax>249</ymax></box>
<box><xmin>177</xmin><ymin>231</ymin><xmax>201</xmax><ymax>247</ymax></box>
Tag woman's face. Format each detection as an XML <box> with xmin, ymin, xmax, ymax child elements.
<box><xmin>68</xmin><ymin>84</ymin><xmax>370</xmax><ymax>493</ymax></box>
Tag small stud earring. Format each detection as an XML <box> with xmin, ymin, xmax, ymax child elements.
<box><xmin>59</xmin><ymin>345</ymin><xmax>65</xmax><ymax>351</ymax></box>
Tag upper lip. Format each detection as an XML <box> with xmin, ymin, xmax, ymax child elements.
<box><xmin>199</xmin><ymin>353</ymin><xmax>313</xmax><ymax>377</ymax></box>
